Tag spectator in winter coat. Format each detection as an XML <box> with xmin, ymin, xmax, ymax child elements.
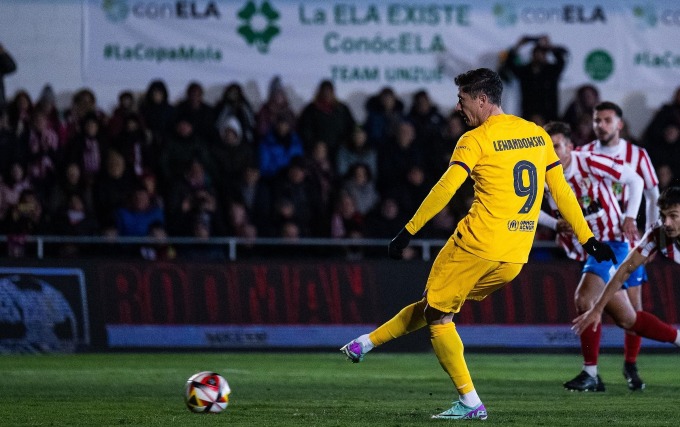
<box><xmin>258</xmin><ymin>114</ymin><xmax>304</xmax><ymax>180</ymax></box>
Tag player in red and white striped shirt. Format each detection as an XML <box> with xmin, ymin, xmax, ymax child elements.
<box><xmin>539</xmin><ymin>121</ymin><xmax>645</xmax><ymax>392</ymax></box>
<box><xmin>542</xmin><ymin>147</ymin><xmax>641</xmax><ymax>255</ymax></box>
<box><xmin>547</xmin><ymin>149</ymin><xmax>640</xmax><ymax>239</ymax></box>
<box><xmin>573</xmin><ymin>184</ymin><xmax>680</xmax><ymax>351</ymax></box>
<box><xmin>578</xmin><ymin>104</ymin><xmax>659</xmax><ymax>235</ymax></box>
<box><xmin>577</xmin><ymin>102</ymin><xmax>660</xmax><ymax>390</ymax></box>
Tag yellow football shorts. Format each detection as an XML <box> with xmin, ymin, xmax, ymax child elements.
<box><xmin>424</xmin><ymin>238</ymin><xmax>524</xmax><ymax>313</ymax></box>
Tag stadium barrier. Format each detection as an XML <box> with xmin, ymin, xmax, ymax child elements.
<box><xmin>0</xmin><ymin>236</ymin><xmax>677</xmax><ymax>353</ymax></box>
<box><xmin>0</xmin><ymin>235</ymin><xmax>461</xmax><ymax>261</ymax></box>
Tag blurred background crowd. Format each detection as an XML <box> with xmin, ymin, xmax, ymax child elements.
<box><xmin>0</xmin><ymin>39</ymin><xmax>678</xmax><ymax>260</ymax></box>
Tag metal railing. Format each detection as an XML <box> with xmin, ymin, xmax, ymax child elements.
<box><xmin>0</xmin><ymin>235</ymin><xmax>559</xmax><ymax>261</ymax></box>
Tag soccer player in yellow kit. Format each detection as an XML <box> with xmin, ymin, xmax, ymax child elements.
<box><xmin>340</xmin><ymin>68</ymin><xmax>616</xmax><ymax>420</ymax></box>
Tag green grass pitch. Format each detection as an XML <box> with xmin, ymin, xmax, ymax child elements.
<box><xmin>1</xmin><ymin>352</ymin><xmax>679</xmax><ymax>426</ymax></box>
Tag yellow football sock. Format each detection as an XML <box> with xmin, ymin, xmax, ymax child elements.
<box><xmin>430</xmin><ymin>322</ymin><xmax>475</xmax><ymax>395</ymax></box>
<box><xmin>369</xmin><ymin>299</ymin><xmax>427</xmax><ymax>346</ymax></box>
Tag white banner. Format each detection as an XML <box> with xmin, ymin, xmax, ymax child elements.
<box><xmin>83</xmin><ymin>0</ymin><xmax>680</xmax><ymax>109</ymax></box>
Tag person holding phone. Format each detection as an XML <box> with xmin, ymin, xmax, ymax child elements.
<box><xmin>0</xmin><ymin>43</ymin><xmax>17</xmax><ymax>109</ymax></box>
<box><xmin>500</xmin><ymin>35</ymin><xmax>568</xmax><ymax>124</ymax></box>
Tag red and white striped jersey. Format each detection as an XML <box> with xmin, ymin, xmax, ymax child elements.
<box><xmin>546</xmin><ymin>151</ymin><xmax>627</xmax><ymax>261</ymax></box>
<box><xmin>577</xmin><ymin>138</ymin><xmax>658</xmax><ymax>220</ymax></box>
<box><xmin>636</xmin><ymin>225</ymin><xmax>680</xmax><ymax>264</ymax></box>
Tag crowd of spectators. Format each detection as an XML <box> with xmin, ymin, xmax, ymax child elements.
<box><xmin>0</xmin><ymin>44</ymin><xmax>677</xmax><ymax>259</ymax></box>
<box><xmin>0</xmin><ymin>74</ymin><xmax>475</xmax><ymax>259</ymax></box>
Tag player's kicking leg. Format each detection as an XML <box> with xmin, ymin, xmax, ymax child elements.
<box><xmin>340</xmin><ymin>299</ymin><xmax>428</xmax><ymax>363</ymax></box>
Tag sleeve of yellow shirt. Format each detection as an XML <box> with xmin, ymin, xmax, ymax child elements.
<box><xmin>405</xmin><ymin>164</ymin><xmax>470</xmax><ymax>235</ymax></box>
<box><xmin>405</xmin><ymin>134</ymin><xmax>480</xmax><ymax>235</ymax></box>
<box><xmin>545</xmin><ymin>165</ymin><xmax>594</xmax><ymax>244</ymax></box>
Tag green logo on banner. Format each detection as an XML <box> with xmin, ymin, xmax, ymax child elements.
<box><xmin>584</xmin><ymin>50</ymin><xmax>614</xmax><ymax>81</ymax></box>
<box><xmin>102</xmin><ymin>0</ymin><xmax>129</xmax><ymax>22</ymax></box>
<box><xmin>237</xmin><ymin>1</ymin><xmax>281</xmax><ymax>53</ymax></box>
<box><xmin>492</xmin><ymin>3</ymin><xmax>517</xmax><ymax>27</ymax></box>
<box><xmin>632</xmin><ymin>4</ymin><xmax>657</xmax><ymax>28</ymax></box>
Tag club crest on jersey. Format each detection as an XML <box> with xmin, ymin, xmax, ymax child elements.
<box><xmin>580</xmin><ymin>195</ymin><xmax>592</xmax><ymax>208</ymax></box>
<box><xmin>577</xmin><ymin>177</ymin><xmax>591</xmax><ymax>193</ymax></box>
<box><xmin>612</xmin><ymin>182</ymin><xmax>623</xmax><ymax>196</ymax></box>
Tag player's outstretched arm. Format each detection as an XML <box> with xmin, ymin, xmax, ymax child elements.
<box><xmin>572</xmin><ymin>249</ymin><xmax>646</xmax><ymax>334</ymax></box>
<box><xmin>405</xmin><ymin>164</ymin><xmax>468</xmax><ymax>235</ymax></box>
<box><xmin>544</xmin><ymin>166</ymin><xmax>593</xmax><ymax>244</ymax></box>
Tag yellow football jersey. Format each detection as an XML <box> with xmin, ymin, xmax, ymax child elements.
<box><xmin>406</xmin><ymin>114</ymin><xmax>593</xmax><ymax>263</ymax></box>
